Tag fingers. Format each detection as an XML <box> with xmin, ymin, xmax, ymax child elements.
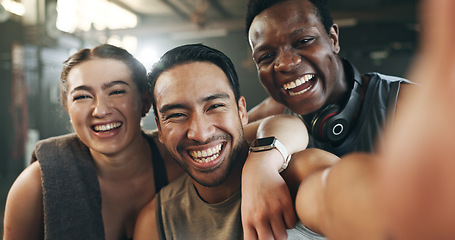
<box><xmin>241</xmin><ymin>192</ymin><xmax>294</xmax><ymax>240</ymax></box>
<box><xmin>269</xmin><ymin>212</ymin><xmax>293</xmax><ymax>240</ymax></box>
<box><xmin>282</xmin><ymin>201</ymin><xmax>297</xmax><ymax>229</ymax></box>
<box><xmin>243</xmin><ymin>215</ymin><xmax>289</xmax><ymax>240</ymax></box>
<box><xmin>241</xmin><ymin>152</ymin><xmax>295</xmax><ymax>240</ymax></box>
<box><xmin>261</xmin><ymin>221</ymin><xmax>286</xmax><ymax>240</ymax></box>
<box><xmin>256</xmin><ymin>222</ymin><xmax>280</xmax><ymax>240</ymax></box>
<box><xmin>243</xmin><ymin>224</ymin><xmax>258</xmax><ymax>240</ymax></box>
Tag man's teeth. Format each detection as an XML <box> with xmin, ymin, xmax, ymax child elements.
<box><xmin>189</xmin><ymin>143</ymin><xmax>222</xmax><ymax>163</ymax></box>
<box><xmin>283</xmin><ymin>74</ymin><xmax>314</xmax><ymax>90</ymax></box>
<box><xmin>289</xmin><ymin>86</ymin><xmax>312</xmax><ymax>96</ymax></box>
<box><xmin>94</xmin><ymin>122</ymin><xmax>121</xmax><ymax>132</ymax></box>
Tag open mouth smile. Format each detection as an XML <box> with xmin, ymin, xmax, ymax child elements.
<box><xmin>283</xmin><ymin>74</ymin><xmax>315</xmax><ymax>96</ymax></box>
<box><xmin>189</xmin><ymin>143</ymin><xmax>223</xmax><ymax>163</ymax></box>
<box><xmin>92</xmin><ymin>122</ymin><xmax>122</xmax><ymax>132</ymax></box>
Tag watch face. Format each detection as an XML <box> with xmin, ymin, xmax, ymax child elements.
<box><xmin>252</xmin><ymin>137</ymin><xmax>276</xmax><ymax>147</ymax></box>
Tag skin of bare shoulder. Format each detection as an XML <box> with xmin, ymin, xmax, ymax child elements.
<box><xmin>133</xmin><ymin>197</ymin><xmax>160</xmax><ymax>239</ymax></box>
<box><xmin>3</xmin><ymin>161</ymin><xmax>44</xmax><ymax>240</ymax></box>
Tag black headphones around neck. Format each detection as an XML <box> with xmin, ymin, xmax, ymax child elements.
<box><xmin>306</xmin><ymin>59</ymin><xmax>363</xmax><ymax>143</ymax></box>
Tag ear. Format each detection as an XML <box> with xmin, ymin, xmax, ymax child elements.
<box><xmin>155</xmin><ymin>116</ymin><xmax>164</xmax><ymax>143</ymax></box>
<box><xmin>329</xmin><ymin>24</ymin><xmax>340</xmax><ymax>54</ymax></box>
<box><xmin>141</xmin><ymin>92</ymin><xmax>153</xmax><ymax>117</ymax></box>
<box><xmin>238</xmin><ymin>96</ymin><xmax>249</xmax><ymax>126</ymax></box>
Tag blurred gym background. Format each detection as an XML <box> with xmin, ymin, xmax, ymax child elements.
<box><xmin>0</xmin><ymin>0</ymin><xmax>419</xmax><ymax>234</ymax></box>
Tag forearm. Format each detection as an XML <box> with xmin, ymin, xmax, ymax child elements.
<box><xmin>281</xmin><ymin>148</ymin><xmax>339</xmax><ymax>195</ymax></box>
<box><xmin>295</xmin><ymin>153</ymin><xmax>384</xmax><ymax>239</ymax></box>
<box><xmin>240</xmin><ymin>115</ymin><xmax>310</xmax><ymax>239</ymax></box>
<box><xmin>244</xmin><ymin>114</ymin><xmax>308</xmax><ymax>173</ymax></box>
<box><xmin>255</xmin><ymin>114</ymin><xmax>308</xmax><ymax>154</ymax></box>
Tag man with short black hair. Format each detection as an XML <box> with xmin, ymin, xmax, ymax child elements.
<box><xmin>133</xmin><ymin>43</ymin><xmax>338</xmax><ymax>240</ymax></box>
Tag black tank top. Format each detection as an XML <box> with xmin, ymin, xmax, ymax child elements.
<box><xmin>145</xmin><ymin>133</ymin><xmax>169</xmax><ymax>192</ymax></box>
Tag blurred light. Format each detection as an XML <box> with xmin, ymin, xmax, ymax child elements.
<box><xmin>56</xmin><ymin>0</ymin><xmax>137</xmax><ymax>33</ymax></box>
<box><xmin>137</xmin><ymin>47</ymin><xmax>160</xmax><ymax>69</ymax></box>
<box><xmin>122</xmin><ymin>35</ymin><xmax>138</xmax><ymax>55</ymax></box>
<box><xmin>335</xmin><ymin>18</ymin><xmax>358</xmax><ymax>27</ymax></box>
<box><xmin>107</xmin><ymin>35</ymin><xmax>122</xmax><ymax>47</ymax></box>
<box><xmin>105</xmin><ymin>35</ymin><xmax>138</xmax><ymax>56</ymax></box>
<box><xmin>2</xmin><ymin>0</ymin><xmax>25</xmax><ymax>16</ymax></box>
<box><xmin>370</xmin><ymin>50</ymin><xmax>389</xmax><ymax>60</ymax></box>
<box><xmin>170</xmin><ymin>29</ymin><xmax>228</xmax><ymax>40</ymax></box>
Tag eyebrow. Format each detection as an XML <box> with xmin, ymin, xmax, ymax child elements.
<box><xmin>203</xmin><ymin>93</ymin><xmax>230</xmax><ymax>102</ymax></box>
<box><xmin>289</xmin><ymin>27</ymin><xmax>309</xmax><ymax>39</ymax></box>
<box><xmin>102</xmin><ymin>80</ymin><xmax>130</xmax><ymax>90</ymax></box>
<box><xmin>253</xmin><ymin>27</ymin><xmax>310</xmax><ymax>54</ymax></box>
<box><xmin>69</xmin><ymin>80</ymin><xmax>130</xmax><ymax>95</ymax></box>
<box><xmin>159</xmin><ymin>92</ymin><xmax>231</xmax><ymax>114</ymax></box>
<box><xmin>70</xmin><ymin>85</ymin><xmax>92</xmax><ymax>95</ymax></box>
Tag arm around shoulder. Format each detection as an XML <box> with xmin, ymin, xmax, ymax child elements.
<box><xmin>247</xmin><ymin>97</ymin><xmax>287</xmax><ymax>123</ymax></box>
<box><xmin>134</xmin><ymin>197</ymin><xmax>160</xmax><ymax>240</ymax></box>
<box><xmin>3</xmin><ymin>161</ymin><xmax>44</xmax><ymax>240</ymax></box>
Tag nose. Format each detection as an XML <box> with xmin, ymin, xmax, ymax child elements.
<box><xmin>274</xmin><ymin>50</ymin><xmax>301</xmax><ymax>72</ymax></box>
<box><xmin>187</xmin><ymin>114</ymin><xmax>215</xmax><ymax>143</ymax></box>
<box><xmin>92</xmin><ymin>96</ymin><xmax>113</xmax><ymax>118</ymax></box>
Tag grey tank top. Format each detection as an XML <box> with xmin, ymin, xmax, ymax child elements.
<box><xmin>306</xmin><ymin>73</ymin><xmax>412</xmax><ymax>157</ymax></box>
<box><xmin>156</xmin><ymin>175</ymin><xmax>327</xmax><ymax>240</ymax></box>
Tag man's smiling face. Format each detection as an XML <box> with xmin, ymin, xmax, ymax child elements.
<box><xmin>249</xmin><ymin>0</ymin><xmax>345</xmax><ymax>115</ymax></box>
<box><xmin>154</xmin><ymin>62</ymin><xmax>248</xmax><ymax>187</ymax></box>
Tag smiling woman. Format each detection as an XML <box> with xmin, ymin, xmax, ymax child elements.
<box><xmin>2</xmin><ymin>44</ymin><xmax>184</xmax><ymax>240</ymax></box>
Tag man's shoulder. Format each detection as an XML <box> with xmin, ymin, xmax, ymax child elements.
<box><xmin>158</xmin><ymin>174</ymin><xmax>191</xmax><ymax>205</ymax></box>
<box><xmin>366</xmin><ymin>72</ymin><xmax>413</xmax><ymax>84</ymax></box>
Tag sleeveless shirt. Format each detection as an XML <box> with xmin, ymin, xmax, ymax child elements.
<box><xmin>156</xmin><ymin>175</ymin><xmax>327</xmax><ymax>240</ymax></box>
<box><xmin>306</xmin><ymin>72</ymin><xmax>412</xmax><ymax>157</ymax></box>
<box><xmin>33</xmin><ymin>131</ymin><xmax>167</xmax><ymax>240</ymax></box>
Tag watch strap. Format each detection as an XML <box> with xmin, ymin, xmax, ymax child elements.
<box><xmin>249</xmin><ymin>137</ymin><xmax>290</xmax><ymax>173</ymax></box>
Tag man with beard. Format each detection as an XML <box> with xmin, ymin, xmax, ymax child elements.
<box><xmin>133</xmin><ymin>43</ymin><xmax>339</xmax><ymax>239</ymax></box>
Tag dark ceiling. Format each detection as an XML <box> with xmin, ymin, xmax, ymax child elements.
<box><xmin>104</xmin><ymin>0</ymin><xmax>420</xmax><ymax>37</ymax></box>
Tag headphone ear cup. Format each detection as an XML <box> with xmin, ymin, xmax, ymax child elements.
<box><xmin>309</xmin><ymin>60</ymin><xmax>362</xmax><ymax>143</ymax></box>
<box><xmin>311</xmin><ymin>104</ymin><xmax>340</xmax><ymax>142</ymax></box>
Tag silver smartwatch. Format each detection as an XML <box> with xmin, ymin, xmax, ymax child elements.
<box><xmin>249</xmin><ymin>136</ymin><xmax>291</xmax><ymax>172</ymax></box>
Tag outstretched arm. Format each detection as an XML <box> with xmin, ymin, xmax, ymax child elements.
<box><xmin>297</xmin><ymin>0</ymin><xmax>455</xmax><ymax>238</ymax></box>
<box><xmin>241</xmin><ymin>114</ymin><xmax>309</xmax><ymax>240</ymax></box>
<box><xmin>377</xmin><ymin>0</ymin><xmax>455</xmax><ymax>238</ymax></box>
